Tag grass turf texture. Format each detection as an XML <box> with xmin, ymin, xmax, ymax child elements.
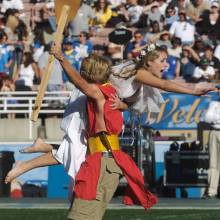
<box><xmin>1</xmin><ymin>209</ymin><xmax>220</xmax><ymax>220</ymax></box>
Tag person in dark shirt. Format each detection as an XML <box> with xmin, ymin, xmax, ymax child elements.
<box><xmin>180</xmin><ymin>45</ymin><xmax>200</xmax><ymax>81</ymax></box>
<box><xmin>196</xmin><ymin>1</ymin><xmax>220</xmax><ymax>44</ymax></box>
<box><xmin>124</xmin><ymin>30</ymin><xmax>146</xmax><ymax>59</ymax></box>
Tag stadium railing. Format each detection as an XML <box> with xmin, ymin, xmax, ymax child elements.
<box><xmin>0</xmin><ymin>91</ymin><xmax>71</xmax><ymax>139</ymax></box>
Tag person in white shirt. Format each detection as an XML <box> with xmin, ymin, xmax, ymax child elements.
<box><xmin>68</xmin><ymin>2</ymin><xmax>95</xmax><ymax>37</ymax></box>
<box><xmin>167</xmin><ymin>36</ymin><xmax>182</xmax><ymax>58</ymax></box>
<box><xmin>193</xmin><ymin>58</ymin><xmax>215</xmax><ymax>82</ymax></box>
<box><xmin>204</xmin><ymin>86</ymin><xmax>220</xmax><ymax>198</ymax></box>
<box><xmin>169</xmin><ymin>9</ymin><xmax>195</xmax><ymax>45</ymax></box>
<box><xmin>120</xmin><ymin>0</ymin><xmax>143</xmax><ymax>26</ymax></box>
<box><xmin>14</xmin><ymin>52</ymin><xmax>40</xmax><ymax>91</ymax></box>
<box><xmin>214</xmin><ymin>44</ymin><xmax>220</xmax><ymax>62</ymax></box>
<box><xmin>1</xmin><ymin>0</ymin><xmax>24</xmax><ymax>13</ymax></box>
<box><xmin>107</xmin><ymin>42</ymin><xmax>124</xmax><ymax>64</ymax></box>
<box><xmin>158</xmin><ymin>0</ymin><xmax>168</xmax><ymax>16</ymax></box>
<box><xmin>109</xmin><ymin>0</ymin><xmax>126</xmax><ymax>9</ymax></box>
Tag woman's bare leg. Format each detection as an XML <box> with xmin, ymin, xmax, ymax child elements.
<box><xmin>20</xmin><ymin>138</ymin><xmax>53</xmax><ymax>153</ymax></box>
<box><xmin>5</xmin><ymin>152</ymin><xmax>58</xmax><ymax>184</ymax></box>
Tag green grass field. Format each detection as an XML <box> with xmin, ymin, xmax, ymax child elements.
<box><xmin>1</xmin><ymin>209</ymin><xmax>220</xmax><ymax>220</ymax></box>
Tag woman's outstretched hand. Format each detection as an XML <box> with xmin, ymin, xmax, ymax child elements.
<box><xmin>109</xmin><ymin>93</ymin><xmax>122</xmax><ymax>109</ymax></box>
<box><xmin>192</xmin><ymin>82</ymin><xmax>216</xmax><ymax>95</ymax></box>
<box><xmin>109</xmin><ymin>93</ymin><xmax>128</xmax><ymax>110</ymax></box>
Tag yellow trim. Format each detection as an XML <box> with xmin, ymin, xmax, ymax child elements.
<box><xmin>88</xmin><ymin>134</ymin><xmax>120</xmax><ymax>154</ymax></box>
<box><xmin>102</xmin><ymin>82</ymin><xmax>111</xmax><ymax>86</ymax></box>
<box><xmin>64</xmin><ymin>49</ymin><xmax>74</xmax><ymax>56</ymax></box>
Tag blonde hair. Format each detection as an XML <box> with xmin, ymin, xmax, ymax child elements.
<box><xmin>80</xmin><ymin>54</ymin><xmax>111</xmax><ymax>84</ymax></box>
<box><xmin>137</xmin><ymin>47</ymin><xmax>167</xmax><ymax>70</ymax></box>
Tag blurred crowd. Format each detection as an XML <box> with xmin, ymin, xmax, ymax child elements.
<box><xmin>1</xmin><ymin>0</ymin><xmax>220</xmax><ymax>95</ymax></box>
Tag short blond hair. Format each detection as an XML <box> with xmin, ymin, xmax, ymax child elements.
<box><xmin>80</xmin><ymin>54</ymin><xmax>111</xmax><ymax>84</ymax></box>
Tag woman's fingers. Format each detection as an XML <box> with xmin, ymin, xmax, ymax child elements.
<box><xmin>110</xmin><ymin>93</ymin><xmax>118</xmax><ymax>98</ymax></box>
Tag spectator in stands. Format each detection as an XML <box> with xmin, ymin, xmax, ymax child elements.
<box><xmin>105</xmin><ymin>3</ymin><xmax>128</xmax><ymax>27</ymax></box>
<box><xmin>0</xmin><ymin>30</ymin><xmax>13</xmax><ymax>77</ymax></box>
<box><xmin>214</xmin><ymin>43</ymin><xmax>220</xmax><ymax>61</ymax></box>
<box><xmin>119</xmin><ymin>0</ymin><xmax>144</xmax><ymax>27</ymax></box>
<box><xmin>3</xmin><ymin>9</ymin><xmax>18</xmax><ymax>48</ymax></box>
<box><xmin>13</xmin><ymin>12</ymin><xmax>28</xmax><ymax>66</ymax></box>
<box><xmin>14</xmin><ymin>52</ymin><xmax>40</xmax><ymax>91</ymax></box>
<box><xmin>155</xmin><ymin>31</ymin><xmax>172</xmax><ymax>48</ymax></box>
<box><xmin>32</xmin><ymin>28</ymin><xmax>46</xmax><ymax>62</ymax></box>
<box><xmin>202</xmin><ymin>44</ymin><xmax>220</xmax><ymax>79</ymax></box>
<box><xmin>124</xmin><ymin>30</ymin><xmax>146</xmax><ymax>59</ymax></box>
<box><xmin>176</xmin><ymin>0</ymin><xmax>189</xmax><ymax>11</ymax></box>
<box><xmin>107</xmin><ymin>0</ymin><xmax>154</xmax><ymax>28</ymax></box>
<box><xmin>109</xmin><ymin>0</ymin><xmax>126</xmax><ymax>9</ymax></box>
<box><xmin>144</xmin><ymin>20</ymin><xmax>161</xmax><ymax>43</ymax></box>
<box><xmin>62</xmin><ymin>37</ymin><xmax>81</xmax><ymax>91</ymax></box>
<box><xmin>38</xmin><ymin>43</ymin><xmax>64</xmax><ymax>108</ymax></box>
<box><xmin>186</xmin><ymin>0</ymin><xmax>210</xmax><ymax>23</ymax></box>
<box><xmin>193</xmin><ymin>37</ymin><xmax>206</xmax><ymax>57</ymax></box>
<box><xmin>167</xmin><ymin>36</ymin><xmax>182</xmax><ymax>58</ymax></box>
<box><xmin>42</xmin><ymin>0</ymin><xmax>56</xmax><ymax>32</ymax></box>
<box><xmin>3</xmin><ymin>9</ymin><xmax>28</xmax><ymax>67</ymax></box>
<box><xmin>1</xmin><ymin>0</ymin><xmax>24</xmax><ymax>14</ymax></box>
<box><xmin>38</xmin><ymin>43</ymin><xmax>63</xmax><ymax>91</ymax></box>
<box><xmin>68</xmin><ymin>1</ymin><xmax>95</xmax><ymax>38</ymax></box>
<box><xmin>145</xmin><ymin>1</ymin><xmax>164</xmax><ymax>30</ymax></box>
<box><xmin>3</xmin><ymin>9</ymin><xmax>19</xmax><ymax>39</ymax></box>
<box><xmin>1</xmin><ymin>76</ymin><xmax>14</xmax><ymax>92</ymax></box>
<box><xmin>192</xmin><ymin>57</ymin><xmax>216</xmax><ymax>82</ymax></box>
<box><xmin>90</xmin><ymin>0</ymin><xmax>113</xmax><ymax>28</ymax></box>
<box><xmin>0</xmin><ymin>76</ymin><xmax>16</xmax><ymax>118</ymax></box>
<box><xmin>107</xmin><ymin>42</ymin><xmax>124</xmax><ymax>64</ymax></box>
<box><xmin>169</xmin><ymin>9</ymin><xmax>195</xmax><ymax>46</ymax></box>
<box><xmin>179</xmin><ymin>45</ymin><xmax>200</xmax><ymax>82</ymax></box>
<box><xmin>158</xmin><ymin>0</ymin><xmax>168</xmax><ymax>16</ymax></box>
<box><xmin>196</xmin><ymin>1</ymin><xmax>220</xmax><ymax>45</ymax></box>
<box><xmin>72</xmin><ymin>31</ymin><xmax>93</xmax><ymax>61</ymax></box>
<box><xmin>164</xmin><ymin>4</ymin><xmax>178</xmax><ymax>30</ymax></box>
<box><xmin>30</xmin><ymin>0</ymin><xmax>55</xmax><ymax>32</ymax></box>
<box><xmin>30</xmin><ymin>1</ymin><xmax>47</xmax><ymax>30</ymax></box>
<box><xmin>162</xmin><ymin>46</ymin><xmax>180</xmax><ymax>80</ymax></box>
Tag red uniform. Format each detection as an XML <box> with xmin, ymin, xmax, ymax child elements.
<box><xmin>74</xmin><ymin>83</ymin><xmax>158</xmax><ymax>209</ymax></box>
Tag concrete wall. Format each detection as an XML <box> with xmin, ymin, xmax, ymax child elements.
<box><xmin>0</xmin><ymin>119</ymin><xmax>41</xmax><ymax>141</ymax></box>
<box><xmin>0</xmin><ymin>118</ymin><xmax>64</xmax><ymax>142</ymax></box>
<box><xmin>45</xmin><ymin>118</ymin><xmax>64</xmax><ymax>141</ymax></box>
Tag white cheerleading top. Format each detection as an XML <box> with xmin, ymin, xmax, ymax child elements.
<box><xmin>110</xmin><ymin>60</ymin><xmax>164</xmax><ymax>114</ymax></box>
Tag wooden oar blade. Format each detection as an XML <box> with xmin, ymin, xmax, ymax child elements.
<box><xmin>31</xmin><ymin>5</ymin><xmax>71</xmax><ymax>122</ymax></box>
<box><xmin>31</xmin><ymin>1</ymin><xmax>80</xmax><ymax>122</ymax></box>
<box><xmin>55</xmin><ymin>0</ymin><xmax>81</xmax><ymax>24</ymax></box>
